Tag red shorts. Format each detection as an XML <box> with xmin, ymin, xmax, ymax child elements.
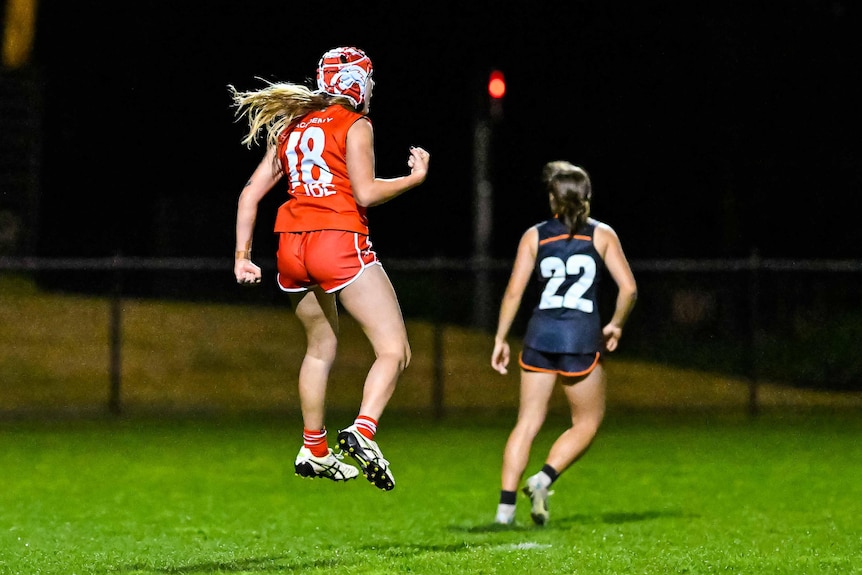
<box><xmin>276</xmin><ymin>230</ymin><xmax>379</xmax><ymax>293</ymax></box>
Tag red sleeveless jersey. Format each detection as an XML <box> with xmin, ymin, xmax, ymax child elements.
<box><xmin>274</xmin><ymin>105</ymin><xmax>369</xmax><ymax>234</ymax></box>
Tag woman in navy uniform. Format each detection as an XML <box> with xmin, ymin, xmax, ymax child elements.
<box><xmin>492</xmin><ymin>161</ymin><xmax>637</xmax><ymax>525</ymax></box>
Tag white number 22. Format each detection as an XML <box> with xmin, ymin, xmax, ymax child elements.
<box><xmin>538</xmin><ymin>254</ymin><xmax>596</xmax><ymax>313</ymax></box>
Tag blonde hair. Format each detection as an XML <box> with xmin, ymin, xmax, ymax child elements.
<box><xmin>227</xmin><ymin>79</ymin><xmax>354</xmax><ymax>149</ymax></box>
<box><xmin>542</xmin><ymin>160</ymin><xmax>592</xmax><ymax>237</ymax></box>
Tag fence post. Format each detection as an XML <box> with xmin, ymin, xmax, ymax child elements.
<box><xmin>431</xmin><ymin>267</ymin><xmax>446</xmax><ymax>420</ymax></box>
<box><xmin>432</xmin><ymin>321</ymin><xmax>445</xmax><ymax>420</ymax></box>
<box><xmin>747</xmin><ymin>249</ymin><xmax>760</xmax><ymax>416</ymax></box>
<box><xmin>108</xmin><ymin>255</ymin><xmax>123</xmax><ymax>415</ymax></box>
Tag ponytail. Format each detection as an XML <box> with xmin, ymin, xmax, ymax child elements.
<box><xmin>543</xmin><ymin>161</ymin><xmax>592</xmax><ymax>237</ymax></box>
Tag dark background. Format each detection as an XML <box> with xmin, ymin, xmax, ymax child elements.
<box><xmin>31</xmin><ymin>1</ymin><xmax>861</xmax><ymax>262</ymax></box>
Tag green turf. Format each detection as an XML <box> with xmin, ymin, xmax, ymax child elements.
<box><xmin>2</xmin><ymin>411</ymin><xmax>860</xmax><ymax>575</ymax></box>
<box><xmin>2</xmin><ymin>275</ymin><xmax>861</xmax><ymax>573</ymax></box>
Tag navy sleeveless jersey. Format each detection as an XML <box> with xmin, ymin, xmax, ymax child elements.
<box><xmin>522</xmin><ymin>218</ymin><xmax>605</xmax><ymax>354</ymax></box>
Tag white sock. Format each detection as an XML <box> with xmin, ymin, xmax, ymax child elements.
<box><xmin>531</xmin><ymin>471</ymin><xmax>552</xmax><ymax>489</ymax></box>
<box><xmin>495</xmin><ymin>503</ymin><xmax>515</xmax><ymax>522</ymax></box>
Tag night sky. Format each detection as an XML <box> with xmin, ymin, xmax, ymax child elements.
<box><xmin>32</xmin><ymin>1</ymin><xmax>861</xmax><ymax>261</ymax></box>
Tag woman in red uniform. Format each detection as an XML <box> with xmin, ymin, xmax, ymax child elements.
<box><xmin>492</xmin><ymin>161</ymin><xmax>636</xmax><ymax>524</ymax></box>
<box><xmin>230</xmin><ymin>47</ymin><xmax>430</xmax><ymax>491</ymax></box>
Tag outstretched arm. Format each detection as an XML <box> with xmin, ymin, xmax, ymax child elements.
<box><xmin>235</xmin><ymin>146</ymin><xmax>282</xmax><ymax>285</ymax></box>
<box><xmin>346</xmin><ymin>118</ymin><xmax>430</xmax><ymax>207</ymax></box>
<box><xmin>492</xmin><ymin>227</ymin><xmax>538</xmax><ymax>374</ymax></box>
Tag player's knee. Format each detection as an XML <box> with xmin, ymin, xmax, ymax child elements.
<box><xmin>379</xmin><ymin>345</ymin><xmax>410</xmax><ymax>372</ymax></box>
<box><xmin>307</xmin><ymin>333</ymin><xmax>338</xmax><ymax>362</ymax></box>
<box><xmin>393</xmin><ymin>348</ymin><xmax>410</xmax><ymax>372</ymax></box>
<box><xmin>572</xmin><ymin>412</ymin><xmax>604</xmax><ymax>435</ymax></box>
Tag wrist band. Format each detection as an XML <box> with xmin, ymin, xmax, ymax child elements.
<box><xmin>235</xmin><ymin>250</ymin><xmax>251</xmax><ymax>260</ymax></box>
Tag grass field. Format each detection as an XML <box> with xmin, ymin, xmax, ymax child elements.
<box><xmin>2</xmin><ymin>274</ymin><xmax>862</xmax><ymax>573</ymax></box>
<box><xmin>2</xmin><ymin>411</ymin><xmax>861</xmax><ymax>575</ymax></box>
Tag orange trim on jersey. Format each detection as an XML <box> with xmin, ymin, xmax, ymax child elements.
<box><xmin>518</xmin><ymin>351</ymin><xmax>600</xmax><ymax>377</ymax></box>
<box><xmin>539</xmin><ymin>233</ymin><xmax>592</xmax><ymax>246</ymax></box>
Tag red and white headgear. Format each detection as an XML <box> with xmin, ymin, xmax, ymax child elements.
<box><xmin>316</xmin><ymin>47</ymin><xmax>373</xmax><ymax>109</ymax></box>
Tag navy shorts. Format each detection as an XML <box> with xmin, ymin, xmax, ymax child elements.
<box><xmin>519</xmin><ymin>346</ymin><xmax>601</xmax><ymax>377</ymax></box>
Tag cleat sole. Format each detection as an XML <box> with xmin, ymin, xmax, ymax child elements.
<box><xmin>522</xmin><ymin>485</ymin><xmax>550</xmax><ymax>526</ymax></box>
<box><xmin>338</xmin><ymin>430</ymin><xmax>395</xmax><ymax>491</ymax></box>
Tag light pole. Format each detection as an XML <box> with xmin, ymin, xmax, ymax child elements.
<box><xmin>472</xmin><ymin>69</ymin><xmax>505</xmax><ymax>329</ymax></box>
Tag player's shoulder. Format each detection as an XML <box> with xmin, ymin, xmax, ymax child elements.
<box><xmin>591</xmin><ymin>218</ymin><xmax>623</xmax><ymax>255</ymax></box>
<box><xmin>517</xmin><ymin>225</ymin><xmax>540</xmax><ymax>251</ymax></box>
<box><xmin>522</xmin><ymin>224</ymin><xmax>540</xmax><ymax>239</ymax></box>
<box><xmin>325</xmin><ymin>104</ymin><xmax>367</xmax><ymax>123</ymax></box>
<box><xmin>590</xmin><ymin>218</ymin><xmax>617</xmax><ymax>236</ymax></box>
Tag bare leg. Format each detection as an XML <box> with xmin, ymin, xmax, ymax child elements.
<box><xmin>337</xmin><ymin>264</ymin><xmax>411</xmax><ymax>421</ymax></box>
<box><xmin>500</xmin><ymin>370</ymin><xmax>557</xmax><ymax>492</ymax></box>
<box><xmin>289</xmin><ymin>288</ymin><xmax>339</xmax><ymax>431</ymax></box>
<box><xmin>545</xmin><ymin>363</ymin><xmax>607</xmax><ymax>474</ymax></box>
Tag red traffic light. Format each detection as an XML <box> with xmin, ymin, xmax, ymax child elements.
<box><xmin>488</xmin><ymin>70</ymin><xmax>506</xmax><ymax>99</ymax></box>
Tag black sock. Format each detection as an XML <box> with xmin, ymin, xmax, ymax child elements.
<box><xmin>499</xmin><ymin>490</ymin><xmax>517</xmax><ymax>505</ymax></box>
<box><xmin>541</xmin><ymin>464</ymin><xmax>559</xmax><ymax>485</ymax></box>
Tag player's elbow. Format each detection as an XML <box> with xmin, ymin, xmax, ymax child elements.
<box><xmin>625</xmin><ymin>286</ymin><xmax>638</xmax><ymax>307</ymax></box>
<box><xmin>353</xmin><ymin>188</ymin><xmax>381</xmax><ymax>208</ymax></box>
<box><xmin>353</xmin><ymin>190</ymin><xmax>372</xmax><ymax>207</ymax></box>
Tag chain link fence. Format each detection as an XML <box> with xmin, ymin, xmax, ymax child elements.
<box><xmin>2</xmin><ymin>255</ymin><xmax>861</xmax><ymax>417</ymax></box>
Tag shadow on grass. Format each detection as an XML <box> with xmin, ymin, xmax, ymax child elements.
<box><xmin>124</xmin><ymin>542</ymin><xmax>484</xmax><ymax>573</ymax></box>
<box><xmin>460</xmin><ymin>508</ymin><xmax>692</xmax><ymax>533</ymax></box>
<box><xmin>118</xmin><ymin>511</ymin><xmax>693</xmax><ymax>572</ymax></box>
<box><xmin>123</xmin><ymin>555</ymin><xmax>346</xmax><ymax>574</ymax></box>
